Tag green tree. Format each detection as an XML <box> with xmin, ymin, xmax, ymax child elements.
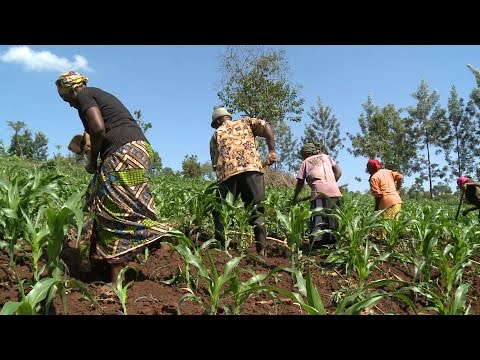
<box><xmin>133</xmin><ymin>110</ymin><xmax>153</xmax><ymax>134</ymax></box>
<box><xmin>301</xmin><ymin>97</ymin><xmax>344</xmax><ymax>159</ymax></box>
<box><xmin>348</xmin><ymin>96</ymin><xmax>415</xmax><ymax>175</ymax></box>
<box><xmin>151</xmin><ymin>150</ymin><xmax>162</xmax><ymax>175</ymax></box>
<box><xmin>7</xmin><ymin>121</ymin><xmax>30</xmax><ymax>158</ymax></box>
<box><xmin>275</xmin><ymin>120</ymin><xmax>299</xmax><ymax>172</ymax></box>
<box><xmin>161</xmin><ymin>167</ymin><xmax>175</xmax><ymax>177</ymax></box>
<box><xmin>53</xmin><ymin>145</ymin><xmax>63</xmax><ymax>160</ymax></box>
<box><xmin>217</xmin><ymin>45</ymin><xmax>304</xmax><ymax>167</ymax></box>
<box><xmin>466</xmin><ymin>64</ymin><xmax>480</xmax><ymax>178</ymax></box>
<box><xmin>347</xmin><ymin>95</ymin><xmax>380</xmax><ymax>159</ymax></box>
<box><xmin>441</xmin><ymin>85</ymin><xmax>478</xmax><ymax>178</ymax></box>
<box><xmin>432</xmin><ymin>182</ymin><xmax>453</xmax><ymax>199</ymax></box>
<box><xmin>406</xmin><ymin>178</ymin><xmax>427</xmax><ymax>199</ymax></box>
<box><xmin>182</xmin><ymin>154</ymin><xmax>201</xmax><ymax>178</ymax></box>
<box><xmin>407</xmin><ymin>80</ymin><xmax>447</xmax><ymax>199</ymax></box>
<box><xmin>0</xmin><ymin>140</ymin><xmax>7</xmax><ymax>155</ymax></box>
<box><xmin>200</xmin><ymin>161</ymin><xmax>215</xmax><ymax>181</ymax></box>
<box><xmin>32</xmin><ymin>132</ymin><xmax>48</xmax><ymax>161</ymax></box>
<box><xmin>467</xmin><ymin>64</ymin><xmax>480</xmax><ymax>114</ymax></box>
<box><xmin>7</xmin><ymin>121</ymin><xmax>49</xmax><ymax>161</ymax></box>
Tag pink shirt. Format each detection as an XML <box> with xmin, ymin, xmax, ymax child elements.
<box><xmin>296</xmin><ymin>154</ymin><xmax>341</xmax><ymax>198</ymax></box>
<box><xmin>369</xmin><ymin>168</ymin><xmax>402</xmax><ymax>209</ymax></box>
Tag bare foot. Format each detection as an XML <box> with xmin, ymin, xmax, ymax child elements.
<box><xmin>97</xmin><ymin>284</ymin><xmax>116</xmax><ymax>303</ymax></box>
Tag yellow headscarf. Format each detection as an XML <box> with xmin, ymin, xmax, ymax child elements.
<box><xmin>55</xmin><ymin>71</ymin><xmax>88</xmax><ymax>95</ymax></box>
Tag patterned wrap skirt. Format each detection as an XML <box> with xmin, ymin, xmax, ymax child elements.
<box><xmin>85</xmin><ymin>140</ymin><xmax>170</xmax><ymax>264</ymax></box>
<box><xmin>382</xmin><ymin>203</ymin><xmax>402</xmax><ymax>220</ymax></box>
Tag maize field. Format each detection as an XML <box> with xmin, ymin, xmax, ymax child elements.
<box><xmin>1</xmin><ymin>156</ymin><xmax>480</xmax><ymax>315</ymax></box>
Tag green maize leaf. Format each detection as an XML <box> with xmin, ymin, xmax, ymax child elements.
<box><xmin>0</xmin><ymin>301</ymin><xmax>23</xmax><ymax>315</ymax></box>
<box><xmin>25</xmin><ymin>278</ymin><xmax>57</xmax><ymax>306</ymax></box>
<box><xmin>217</xmin><ymin>256</ymin><xmax>244</xmax><ymax>290</ymax></box>
<box><xmin>15</xmin><ymin>302</ymin><xmax>35</xmax><ymax>315</ymax></box>
<box><xmin>175</xmin><ymin>244</ymin><xmax>209</xmax><ymax>278</ymax></box>
<box><xmin>305</xmin><ymin>268</ymin><xmax>325</xmax><ymax>314</ymax></box>
<box><xmin>1</xmin><ymin>208</ymin><xmax>18</xmax><ymax>219</ymax></box>
<box><xmin>450</xmin><ymin>283</ymin><xmax>470</xmax><ymax>315</ymax></box>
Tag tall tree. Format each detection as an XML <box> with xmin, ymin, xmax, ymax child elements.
<box><xmin>348</xmin><ymin>96</ymin><xmax>415</xmax><ymax>175</ymax></box>
<box><xmin>217</xmin><ymin>45</ymin><xmax>304</xmax><ymax>169</ymax></box>
<box><xmin>0</xmin><ymin>140</ymin><xmax>6</xmax><ymax>155</ymax></box>
<box><xmin>32</xmin><ymin>132</ymin><xmax>48</xmax><ymax>161</ymax></box>
<box><xmin>465</xmin><ymin>65</ymin><xmax>480</xmax><ymax>178</ymax></box>
<box><xmin>7</xmin><ymin>121</ymin><xmax>29</xmax><ymax>157</ymax></box>
<box><xmin>347</xmin><ymin>95</ymin><xmax>380</xmax><ymax>159</ymax></box>
<box><xmin>301</xmin><ymin>97</ymin><xmax>344</xmax><ymax>159</ymax></box>
<box><xmin>441</xmin><ymin>86</ymin><xmax>478</xmax><ymax>178</ymax></box>
<box><xmin>407</xmin><ymin>80</ymin><xmax>447</xmax><ymax>199</ymax></box>
<box><xmin>377</xmin><ymin>104</ymin><xmax>417</xmax><ymax>174</ymax></box>
<box><xmin>182</xmin><ymin>154</ymin><xmax>201</xmax><ymax>178</ymax></box>
<box><xmin>467</xmin><ymin>64</ymin><xmax>480</xmax><ymax>112</ymax></box>
<box><xmin>275</xmin><ymin>120</ymin><xmax>298</xmax><ymax>172</ymax></box>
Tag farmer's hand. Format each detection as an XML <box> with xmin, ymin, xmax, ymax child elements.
<box><xmin>265</xmin><ymin>150</ymin><xmax>277</xmax><ymax>166</ymax></box>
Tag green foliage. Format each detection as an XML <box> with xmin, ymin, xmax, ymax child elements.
<box><xmin>217</xmin><ymin>45</ymin><xmax>304</xmax><ymax>170</ymax></box>
<box><xmin>151</xmin><ymin>150</ymin><xmax>162</xmax><ymax>175</ymax></box>
<box><xmin>133</xmin><ymin>110</ymin><xmax>153</xmax><ymax>134</ymax></box>
<box><xmin>272</xmin><ymin>120</ymin><xmax>298</xmax><ymax>172</ymax></box>
<box><xmin>175</xmin><ymin>243</ymin><xmax>245</xmax><ymax>315</ymax></box>
<box><xmin>102</xmin><ymin>266</ymin><xmax>139</xmax><ymax>315</ymax></box>
<box><xmin>7</xmin><ymin>121</ymin><xmax>49</xmax><ymax>161</ymax></box>
<box><xmin>182</xmin><ymin>154</ymin><xmax>201</xmax><ymax>178</ymax></box>
<box><xmin>160</xmin><ymin>167</ymin><xmax>175</xmax><ymax>176</ymax></box>
<box><xmin>2</xmin><ymin>154</ymin><xmax>480</xmax><ymax>315</ymax></box>
<box><xmin>200</xmin><ymin>161</ymin><xmax>215</xmax><ymax>181</ymax></box>
<box><xmin>302</xmin><ymin>97</ymin><xmax>345</xmax><ymax>159</ymax></box>
<box><xmin>347</xmin><ymin>96</ymin><xmax>415</xmax><ymax>175</ymax></box>
<box><xmin>1</xmin><ymin>276</ymin><xmax>57</xmax><ymax>315</ymax></box>
<box><xmin>407</xmin><ymin>80</ymin><xmax>448</xmax><ymax>198</ymax></box>
<box><xmin>32</xmin><ymin>132</ymin><xmax>49</xmax><ymax>161</ymax></box>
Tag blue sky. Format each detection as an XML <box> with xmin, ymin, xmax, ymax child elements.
<box><xmin>0</xmin><ymin>45</ymin><xmax>479</xmax><ymax>193</ymax></box>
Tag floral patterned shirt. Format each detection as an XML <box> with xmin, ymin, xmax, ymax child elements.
<box><xmin>210</xmin><ymin>117</ymin><xmax>268</xmax><ymax>183</ymax></box>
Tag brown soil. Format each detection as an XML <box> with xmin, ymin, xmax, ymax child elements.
<box><xmin>1</xmin><ymin>236</ymin><xmax>479</xmax><ymax>315</ymax></box>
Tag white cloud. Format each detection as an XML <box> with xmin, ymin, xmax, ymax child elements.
<box><xmin>0</xmin><ymin>46</ymin><xmax>92</xmax><ymax>72</ymax></box>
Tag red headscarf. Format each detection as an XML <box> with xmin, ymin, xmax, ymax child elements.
<box><xmin>367</xmin><ymin>159</ymin><xmax>381</xmax><ymax>174</ymax></box>
<box><xmin>457</xmin><ymin>176</ymin><xmax>471</xmax><ymax>187</ymax></box>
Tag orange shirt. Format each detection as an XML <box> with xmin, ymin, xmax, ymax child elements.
<box><xmin>210</xmin><ymin>117</ymin><xmax>267</xmax><ymax>183</ymax></box>
<box><xmin>369</xmin><ymin>168</ymin><xmax>402</xmax><ymax>209</ymax></box>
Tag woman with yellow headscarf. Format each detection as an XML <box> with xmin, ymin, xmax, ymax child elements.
<box><xmin>55</xmin><ymin>71</ymin><xmax>170</xmax><ymax>287</ymax></box>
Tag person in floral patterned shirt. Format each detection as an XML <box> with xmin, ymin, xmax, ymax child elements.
<box><xmin>209</xmin><ymin>107</ymin><xmax>277</xmax><ymax>256</ymax></box>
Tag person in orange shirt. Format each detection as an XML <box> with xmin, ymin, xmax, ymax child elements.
<box><xmin>366</xmin><ymin>159</ymin><xmax>403</xmax><ymax>219</ymax></box>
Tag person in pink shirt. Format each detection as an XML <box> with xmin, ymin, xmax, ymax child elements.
<box><xmin>292</xmin><ymin>142</ymin><xmax>342</xmax><ymax>247</ymax></box>
<box><xmin>456</xmin><ymin>176</ymin><xmax>480</xmax><ymax>218</ymax></box>
<box><xmin>366</xmin><ymin>159</ymin><xmax>403</xmax><ymax>219</ymax></box>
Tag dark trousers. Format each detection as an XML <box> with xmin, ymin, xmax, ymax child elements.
<box><xmin>310</xmin><ymin>196</ymin><xmax>340</xmax><ymax>244</ymax></box>
<box><xmin>212</xmin><ymin>171</ymin><xmax>266</xmax><ymax>252</ymax></box>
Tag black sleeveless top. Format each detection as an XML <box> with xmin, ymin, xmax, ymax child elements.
<box><xmin>77</xmin><ymin>87</ymin><xmax>148</xmax><ymax>160</ymax></box>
